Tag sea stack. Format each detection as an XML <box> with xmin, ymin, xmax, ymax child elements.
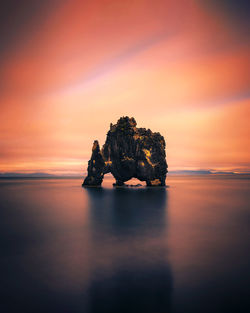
<box><xmin>82</xmin><ymin>116</ymin><xmax>168</xmax><ymax>187</ymax></box>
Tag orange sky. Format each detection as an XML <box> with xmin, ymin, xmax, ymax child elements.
<box><xmin>0</xmin><ymin>0</ymin><xmax>250</xmax><ymax>175</ymax></box>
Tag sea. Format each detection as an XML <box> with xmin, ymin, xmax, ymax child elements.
<box><xmin>0</xmin><ymin>175</ymin><xmax>250</xmax><ymax>313</ymax></box>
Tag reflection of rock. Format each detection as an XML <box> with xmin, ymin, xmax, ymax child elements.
<box><xmin>86</xmin><ymin>187</ymin><xmax>167</xmax><ymax>235</ymax></box>
<box><xmin>85</xmin><ymin>187</ymin><xmax>172</xmax><ymax>313</ymax></box>
<box><xmin>83</xmin><ymin>116</ymin><xmax>168</xmax><ymax>187</ymax></box>
<box><xmin>87</xmin><ymin>263</ymin><xmax>172</xmax><ymax>313</ymax></box>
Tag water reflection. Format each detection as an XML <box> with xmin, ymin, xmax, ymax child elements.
<box><xmin>1</xmin><ymin>177</ymin><xmax>250</xmax><ymax>313</ymax></box>
<box><xmin>85</xmin><ymin>187</ymin><xmax>172</xmax><ymax>313</ymax></box>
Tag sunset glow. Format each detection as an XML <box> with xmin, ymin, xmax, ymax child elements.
<box><xmin>1</xmin><ymin>0</ymin><xmax>249</xmax><ymax>175</ymax></box>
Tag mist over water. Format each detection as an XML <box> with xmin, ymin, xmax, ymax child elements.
<box><xmin>0</xmin><ymin>176</ymin><xmax>250</xmax><ymax>313</ymax></box>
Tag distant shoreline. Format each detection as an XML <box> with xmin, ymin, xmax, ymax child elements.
<box><xmin>0</xmin><ymin>171</ymin><xmax>250</xmax><ymax>179</ymax></box>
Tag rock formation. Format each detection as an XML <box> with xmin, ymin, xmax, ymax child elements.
<box><xmin>82</xmin><ymin>116</ymin><xmax>168</xmax><ymax>187</ymax></box>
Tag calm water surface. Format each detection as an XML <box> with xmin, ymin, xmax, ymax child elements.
<box><xmin>0</xmin><ymin>176</ymin><xmax>250</xmax><ymax>313</ymax></box>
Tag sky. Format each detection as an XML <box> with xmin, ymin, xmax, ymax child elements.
<box><xmin>0</xmin><ymin>0</ymin><xmax>250</xmax><ymax>175</ymax></box>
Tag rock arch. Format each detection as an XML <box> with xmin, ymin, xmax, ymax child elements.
<box><xmin>82</xmin><ymin>117</ymin><xmax>168</xmax><ymax>187</ymax></box>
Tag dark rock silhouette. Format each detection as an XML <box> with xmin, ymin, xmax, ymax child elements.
<box><xmin>83</xmin><ymin>117</ymin><xmax>168</xmax><ymax>187</ymax></box>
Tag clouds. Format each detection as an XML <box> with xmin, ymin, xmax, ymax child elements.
<box><xmin>0</xmin><ymin>0</ymin><xmax>62</xmax><ymax>58</ymax></box>
<box><xmin>201</xmin><ymin>0</ymin><xmax>250</xmax><ymax>25</ymax></box>
<box><xmin>0</xmin><ymin>0</ymin><xmax>249</xmax><ymax>174</ymax></box>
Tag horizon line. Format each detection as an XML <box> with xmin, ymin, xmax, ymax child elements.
<box><xmin>1</xmin><ymin>169</ymin><xmax>250</xmax><ymax>178</ymax></box>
